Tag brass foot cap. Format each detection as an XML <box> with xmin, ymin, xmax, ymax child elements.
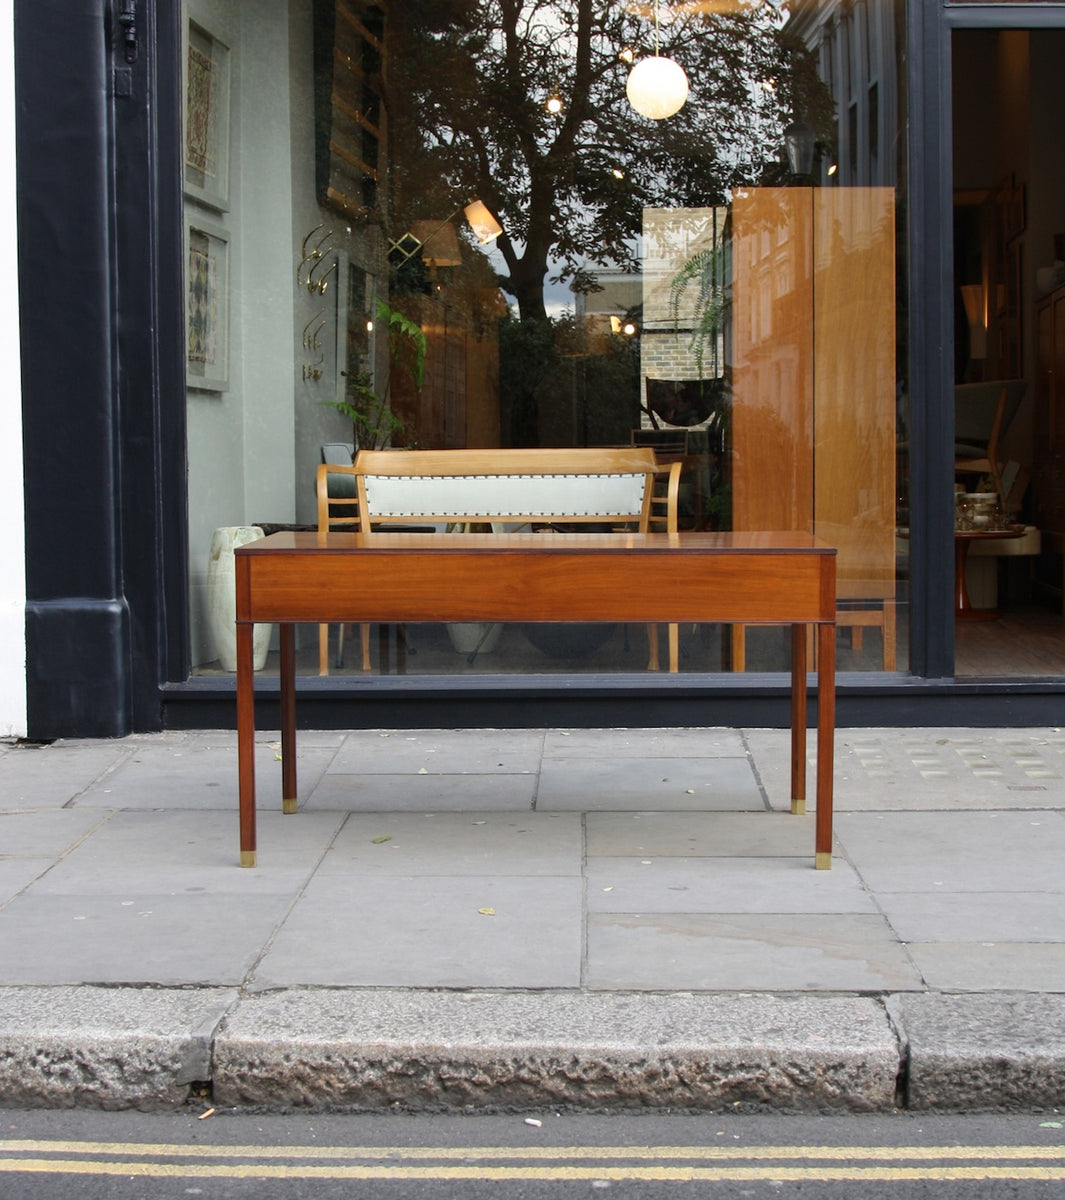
<box><xmin>240</xmin><ymin>850</ymin><xmax>257</xmax><ymax>868</ymax></box>
<box><xmin>282</xmin><ymin>797</ymin><xmax>298</xmax><ymax>814</ymax></box>
<box><xmin>791</xmin><ymin>798</ymin><xmax>807</xmax><ymax>815</ymax></box>
<box><xmin>815</xmin><ymin>851</ymin><xmax>832</xmax><ymax>870</ymax></box>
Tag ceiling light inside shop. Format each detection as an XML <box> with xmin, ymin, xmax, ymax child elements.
<box><xmin>627</xmin><ymin>55</ymin><xmax>689</xmax><ymax>119</ymax></box>
<box><xmin>626</xmin><ymin>0</ymin><xmax>688</xmax><ymax>120</ymax></box>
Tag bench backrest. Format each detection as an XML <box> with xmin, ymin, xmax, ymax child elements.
<box><xmin>317</xmin><ymin>447</ymin><xmax>664</xmax><ymax>533</ymax></box>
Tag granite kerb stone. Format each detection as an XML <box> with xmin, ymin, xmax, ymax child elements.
<box><xmin>0</xmin><ymin>985</ymin><xmax>239</xmax><ymax>1110</ymax></box>
<box><xmin>211</xmin><ymin>988</ymin><xmax>901</xmax><ymax>1112</ymax></box>
<box><xmin>888</xmin><ymin>991</ymin><xmax>1065</xmax><ymax>1111</ymax></box>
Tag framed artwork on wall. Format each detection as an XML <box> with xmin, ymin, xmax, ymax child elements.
<box><xmin>184</xmin><ymin>18</ymin><xmax>231</xmax><ymax>212</ymax></box>
<box><xmin>186</xmin><ymin>218</ymin><xmax>229</xmax><ymax>392</ymax></box>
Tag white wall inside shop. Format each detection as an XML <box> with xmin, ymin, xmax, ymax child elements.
<box><xmin>186</xmin><ymin>0</ymin><xmax>298</xmax><ymax>664</ymax></box>
<box><xmin>288</xmin><ymin>0</ymin><xmax>361</xmax><ymax>525</ymax></box>
<box><xmin>0</xmin><ymin>0</ymin><xmax>26</xmax><ymax>736</ymax></box>
<box><xmin>185</xmin><ymin>0</ymin><xmax>385</xmax><ymax>664</ymax></box>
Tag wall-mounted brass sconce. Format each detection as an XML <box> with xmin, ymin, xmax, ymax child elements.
<box><xmin>297</xmin><ymin>224</ymin><xmax>335</xmax><ymax>290</ymax></box>
<box><xmin>301</xmin><ymin>308</ymin><xmax>327</xmax><ymax>382</ymax></box>
<box><xmin>302</xmin><ymin>308</ymin><xmax>326</xmax><ymax>351</ymax></box>
<box><xmin>307</xmin><ymin>257</ymin><xmax>337</xmax><ymax>294</ymax></box>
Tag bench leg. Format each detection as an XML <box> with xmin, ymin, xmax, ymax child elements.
<box><xmin>790</xmin><ymin>623</ymin><xmax>807</xmax><ymax>817</ymax></box>
<box><xmin>815</xmin><ymin>621</ymin><xmax>836</xmax><ymax>869</ymax></box>
<box><xmin>237</xmin><ymin>622</ymin><xmax>257</xmax><ymax>867</ymax></box>
<box><xmin>280</xmin><ymin>623</ymin><xmax>298</xmax><ymax>815</ymax></box>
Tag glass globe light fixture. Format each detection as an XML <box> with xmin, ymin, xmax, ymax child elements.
<box><xmin>626</xmin><ymin>55</ymin><xmax>689</xmax><ymax>120</ymax></box>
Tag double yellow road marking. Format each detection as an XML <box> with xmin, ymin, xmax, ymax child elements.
<box><xmin>0</xmin><ymin>1141</ymin><xmax>1063</xmax><ymax>1182</ymax></box>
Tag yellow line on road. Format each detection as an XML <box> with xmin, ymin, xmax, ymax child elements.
<box><xmin>2</xmin><ymin>1141</ymin><xmax>1065</xmax><ymax>1162</ymax></box>
<box><xmin>1</xmin><ymin>1159</ymin><xmax>1065</xmax><ymax>1182</ymax></box>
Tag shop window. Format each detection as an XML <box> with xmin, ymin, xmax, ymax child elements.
<box><xmin>182</xmin><ymin>0</ymin><xmax>910</xmax><ymax>680</ymax></box>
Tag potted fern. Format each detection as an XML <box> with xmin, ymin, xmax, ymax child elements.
<box><xmin>325</xmin><ymin>298</ymin><xmax>427</xmax><ymax>451</ymax></box>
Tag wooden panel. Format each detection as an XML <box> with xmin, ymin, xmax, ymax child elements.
<box><xmin>238</xmin><ymin>533</ymin><xmax>835</xmax><ymax>625</ymax></box>
<box><xmin>731</xmin><ymin>188</ymin><xmax>814</xmax><ymax>534</ymax></box>
<box><xmin>731</xmin><ymin>187</ymin><xmax>896</xmax><ymax>603</ymax></box>
<box><xmin>813</xmin><ymin>188</ymin><xmax>896</xmax><ymax>598</ymax></box>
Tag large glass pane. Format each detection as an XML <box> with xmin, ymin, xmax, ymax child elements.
<box><xmin>183</xmin><ymin>0</ymin><xmax>909</xmax><ymax>679</ymax></box>
<box><xmin>953</xmin><ymin>27</ymin><xmax>1065</xmax><ymax>674</ymax></box>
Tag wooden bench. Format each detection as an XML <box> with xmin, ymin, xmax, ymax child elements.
<box><xmin>315</xmin><ymin>447</ymin><xmax>681</xmax><ymax>674</ymax></box>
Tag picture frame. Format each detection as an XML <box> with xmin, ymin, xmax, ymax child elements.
<box><xmin>184</xmin><ymin>17</ymin><xmax>231</xmax><ymax>212</ymax></box>
<box><xmin>186</xmin><ymin>218</ymin><xmax>229</xmax><ymax>392</ymax></box>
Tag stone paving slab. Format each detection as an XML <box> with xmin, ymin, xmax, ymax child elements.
<box><xmin>584</xmin><ymin>855</ymin><xmax>877</xmax><ymax>915</ymax></box>
<box><xmin>212</xmin><ymin>989</ymin><xmax>901</xmax><ymax>1111</ymax></box>
<box><xmin>0</xmin><ymin>808</ymin><xmax>111</xmax><ymax>856</ymax></box>
<box><xmin>584</xmin><ymin>811</ymin><xmax>811</xmax><ymax>857</ymax></box>
<box><xmin>75</xmin><ymin>744</ymin><xmax>336</xmax><ymax>811</ymax></box>
<box><xmin>542</xmin><ymin>729</ymin><xmax>749</xmax><ymax>758</ymax></box>
<box><xmin>0</xmin><ymin>742</ymin><xmax>134</xmax><ymax>808</ymax></box>
<box><xmin>23</xmin><ymin>810</ymin><xmax>347</xmax><ymax>895</ymax></box>
<box><xmin>314</xmin><ymin>811</ymin><xmax>581</xmax><ymax>876</ymax></box>
<box><xmin>746</xmin><ymin>728</ymin><xmax>1065</xmax><ymax>812</ymax></box>
<box><xmin>834</xmin><ymin>810</ymin><xmax>1065</xmax><ymax>893</ymax></box>
<box><xmin>0</xmin><ymin>859</ymin><xmax>51</xmax><ymax>904</ymax></box>
<box><xmin>585</xmin><ymin>913</ymin><xmax>922</xmax><ymax>992</ymax></box>
<box><xmin>906</xmin><ymin>941</ymin><xmax>1065</xmax><ymax>993</ymax></box>
<box><xmin>0</xmin><ymin>892</ymin><xmax>294</xmax><ymax>986</ymax></box>
<box><xmin>248</xmin><ymin>876</ymin><xmax>583</xmax><ymax>990</ymax></box>
<box><xmin>537</xmin><ymin>756</ymin><xmax>763</xmax><ymax>811</ymax></box>
<box><xmin>304</xmin><ymin>772</ymin><xmax>538</xmax><ymax>812</ymax></box>
<box><xmin>875</xmin><ymin>890</ymin><xmax>1065</xmax><ymax>942</ymax></box>
<box><xmin>326</xmin><ymin>729</ymin><xmax>544</xmax><ymax>774</ymax></box>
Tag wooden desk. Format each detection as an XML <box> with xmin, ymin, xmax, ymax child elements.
<box><xmin>235</xmin><ymin>531</ymin><xmax>838</xmax><ymax>868</ymax></box>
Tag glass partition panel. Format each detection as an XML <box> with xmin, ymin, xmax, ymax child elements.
<box><xmin>183</xmin><ymin>0</ymin><xmax>909</xmax><ymax>679</ymax></box>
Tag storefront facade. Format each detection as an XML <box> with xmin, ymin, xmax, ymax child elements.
<box><xmin>9</xmin><ymin>0</ymin><xmax>1065</xmax><ymax>740</ymax></box>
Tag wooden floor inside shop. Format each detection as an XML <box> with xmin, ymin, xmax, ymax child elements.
<box><xmin>955</xmin><ymin>602</ymin><xmax>1065</xmax><ymax>677</ymax></box>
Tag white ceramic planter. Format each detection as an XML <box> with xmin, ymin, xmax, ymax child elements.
<box><xmin>207</xmin><ymin>526</ymin><xmax>272</xmax><ymax>671</ymax></box>
<box><xmin>446</xmin><ymin>621</ymin><xmax>503</xmax><ymax>657</ymax></box>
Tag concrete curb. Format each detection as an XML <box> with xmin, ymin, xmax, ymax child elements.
<box><xmin>0</xmin><ymin>986</ymin><xmax>237</xmax><ymax>1110</ymax></box>
<box><xmin>2</xmin><ymin>987</ymin><xmax>1064</xmax><ymax>1112</ymax></box>
<box><xmin>890</xmin><ymin>992</ymin><xmax>1065</xmax><ymax>1111</ymax></box>
<box><xmin>212</xmin><ymin>990</ymin><xmax>900</xmax><ymax>1111</ymax></box>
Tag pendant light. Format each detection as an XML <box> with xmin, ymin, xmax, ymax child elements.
<box><xmin>626</xmin><ymin>0</ymin><xmax>689</xmax><ymax>120</ymax></box>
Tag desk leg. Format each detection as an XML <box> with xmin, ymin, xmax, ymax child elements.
<box><xmin>790</xmin><ymin>624</ymin><xmax>807</xmax><ymax>816</ymax></box>
<box><xmin>280</xmin><ymin>623</ymin><xmax>298</xmax><ymax>814</ymax></box>
<box><xmin>236</xmin><ymin>622</ymin><xmax>257</xmax><ymax>868</ymax></box>
<box><xmin>815</xmin><ymin>622</ymin><xmax>836</xmax><ymax>870</ymax></box>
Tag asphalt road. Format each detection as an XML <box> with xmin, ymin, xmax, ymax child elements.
<box><xmin>0</xmin><ymin>1107</ymin><xmax>1063</xmax><ymax>1198</ymax></box>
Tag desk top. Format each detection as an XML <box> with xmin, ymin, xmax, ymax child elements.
<box><xmin>238</xmin><ymin>530</ymin><xmax>837</xmax><ymax>556</ymax></box>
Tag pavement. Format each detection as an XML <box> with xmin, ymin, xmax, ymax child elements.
<box><xmin>1</xmin><ymin>725</ymin><xmax>1065</xmax><ymax>1114</ymax></box>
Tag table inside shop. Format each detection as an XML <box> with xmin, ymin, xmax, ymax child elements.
<box><xmin>954</xmin><ymin>526</ymin><xmax>1028</xmax><ymax>619</ymax></box>
<box><xmin>234</xmin><ymin>531</ymin><xmax>838</xmax><ymax>868</ymax></box>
